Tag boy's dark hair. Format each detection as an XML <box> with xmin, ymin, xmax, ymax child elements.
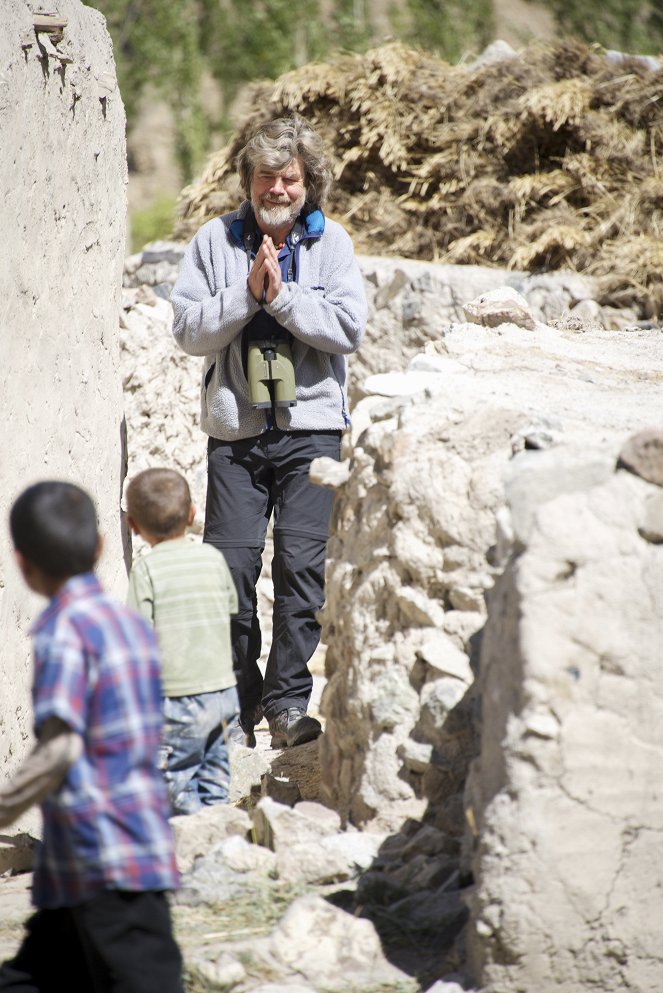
<box><xmin>10</xmin><ymin>481</ymin><xmax>99</xmax><ymax>578</ymax></box>
<box><xmin>126</xmin><ymin>468</ymin><xmax>191</xmax><ymax>539</ymax></box>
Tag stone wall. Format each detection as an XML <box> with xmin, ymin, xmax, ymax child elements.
<box><xmin>315</xmin><ymin>306</ymin><xmax>663</xmax><ymax>987</ymax></box>
<box><xmin>317</xmin><ymin>283</ymin><xmax>662</xmax><ymax>828</ymax></box>
<box><xmin>0</xmin><ymin>0</ymin><xmax>127</xmax><ymax>850</ymax></box>
<box><xmin>120</xmin><ymin>245</ymin><xmax>663</xmax><ymax>987</ymax></box>
<box><xmin>465</xmin><ymin>444</ymin><xmax>663</xmax><ymax>992</ymax></box>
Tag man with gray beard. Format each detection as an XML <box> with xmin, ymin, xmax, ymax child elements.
<box><xmin>171</xmin><ymin>116</ymin><xmax>367</xmax><ymax>750</ymax></box>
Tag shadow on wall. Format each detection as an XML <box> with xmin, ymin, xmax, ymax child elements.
<box><xmin>322</xmin><ymin>709</ymin><xmax>478</xmax><ymax>985</ymax></box>
<box><xmin>325</xmin><ymin>643</ymin><xmax>485</xmax><ymax>988</ymax></box>
<box><xmin>120</xmin><ymin>414</ymin><xmax>133</xmax><ymax>576</ymax></box>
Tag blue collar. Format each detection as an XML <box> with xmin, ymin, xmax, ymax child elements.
<box><xmin>230</xmin><ymin>205</ymin><xmax>325</xmax><ymax>251</ymax></box>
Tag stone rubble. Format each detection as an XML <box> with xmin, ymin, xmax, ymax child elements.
<box><xmin>113</xmin><ymin>243</ymin><xmax>663</xmax><ymax>991</ymax></box>
<box><xmin>185</xmin><ymin>891</ymin><xmax>414</xmax><ymax>993</ymax></box>
<box><xmin>173</xmin><ymin>800</ymin><xmax>415</xmax><ymax>991</ymax></box>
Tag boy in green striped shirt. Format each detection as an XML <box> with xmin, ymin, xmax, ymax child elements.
<box><xmin>126</xmin><ymin>468</ymin><xmax>239</xmax><ymax>815</ymax></box>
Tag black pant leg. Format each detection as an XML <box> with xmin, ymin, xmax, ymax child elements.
<box><xmin>72</xmin><ymin>891</ymin><xmax>183</xmax><ymax>993</ymax></box>
<box><xmin>262</xmin><ymin>529</ymin><xmax>328</xmax><ymax>716</ymax></box>
<box><xmin>204</xmin><ymin>436</ymin><xmax>271</xmax><ymax>714</ymax></box>
<box><xmin>0</xmin><ymin>908</ymin><xmax>91</xmax><ymax>993</ymax></box>
<box><xmin>263</xmin><ymin>430</ymin><xmax>340</xmax><ymax>718</ymax></box>
<box><xmin>212</xmin><ymin>542</ymin><xmax>265</xmax><ymax>710</ymax></box>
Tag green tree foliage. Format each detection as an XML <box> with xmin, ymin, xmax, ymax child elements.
<box><xmin>91</xmin><ymin>0</ymin><xmax>207</xmax><ymax>179</ymax></box>
<box><xmin>198</xmin><ymin>0</ymin><xmax>327</xmax><ymax>106</ymax></box>
<box><xmin>392</xmin><ymin>0</ymin><xmax>495</xmax><ymax>61</ymax></box>
<box><xmin>548</xmin><ymin>0</ymin><xmax>663</xmax><ymax>53</ymax></box>
<box><xmin>331</xmin><ymin>0</ymin><xmax>373</xmax><ymax>51</ymax></box>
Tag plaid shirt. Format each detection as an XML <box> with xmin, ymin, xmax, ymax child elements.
<box><xmin>30</xmin><ymin>573</ymin><xmax>179</xmax><ymax>908</ymax></box>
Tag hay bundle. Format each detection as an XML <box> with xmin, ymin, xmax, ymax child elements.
<box><xmin>174</xmin><ymin>39</ymin><xmax>663</xmax><ymax>316</ymax></box>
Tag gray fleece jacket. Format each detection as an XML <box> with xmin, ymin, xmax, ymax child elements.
<box><xmin>171</xmin><ymin>201</ymin><xmax>368</xmax><ymax>440</ymax></box>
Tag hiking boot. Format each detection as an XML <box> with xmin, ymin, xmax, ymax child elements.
<box><xmin>229</xmin><ymin>704</ymin><xmax>264</xmax><ymax>749</ymax></box>
<box><xmin>269</xmin><ymin>707</ymin><xmax>322</xmax><ymax>749</ymax></box>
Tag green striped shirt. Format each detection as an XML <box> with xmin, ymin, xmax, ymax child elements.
<box><xmin>127</xmin><ymin>538</ymin><xmax>237</xmax><ymax>697</ymax></box>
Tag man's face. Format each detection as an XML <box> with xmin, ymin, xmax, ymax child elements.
<box><xmin>250</xmin><ymin>157</ymin><xmax>306</xmax><ymax>231</ymax></box>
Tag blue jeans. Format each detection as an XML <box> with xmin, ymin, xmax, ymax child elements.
<box><xmin>160</xmin><ymin>687</ymin><xmax>239</xmax><ymax>816</ymax></box>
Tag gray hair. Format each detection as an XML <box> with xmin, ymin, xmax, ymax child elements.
<box><xmin>236</xmin><ymin>116</ymin><xmax>332</xmax><ymax>209</ymax></box>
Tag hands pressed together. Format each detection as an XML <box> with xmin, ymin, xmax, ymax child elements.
<box><xmin>247</xmin><ymin>234</ymin><xmax>283</xmax><ymax>304</ymax></box>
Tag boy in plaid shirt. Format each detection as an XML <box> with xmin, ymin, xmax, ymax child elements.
<box><xmin>0</xmin><ymin>481</ymin><xmax>183</xmax><ymax>993</ymax></box>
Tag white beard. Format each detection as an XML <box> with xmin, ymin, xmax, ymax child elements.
<box><xmin>252</xmin><ymin>191</ymin><xmax>306</xmax><ymax>231</ymax></box>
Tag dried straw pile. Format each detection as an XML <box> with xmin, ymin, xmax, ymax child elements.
<box><xmin>174</xmin><ymin>40</ymin><xmax>663</xmax><ymax>317</ymax></box>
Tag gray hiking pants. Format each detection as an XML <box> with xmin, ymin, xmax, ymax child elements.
<box><xmin>203</xmin><ymin>429</ymin><xmax>340</xmax><ymax>720</ymax></box>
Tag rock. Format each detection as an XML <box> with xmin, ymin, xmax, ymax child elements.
<box><xmin>605</xmin><ymin>49</ymin><xmax>661</xmax><ymax>70</ymax></box>
<box><xmin>388</xmin><ymin>885</ymin><xmax>467</xmax><ymax>936</ymax></box>
<box><xmin>275</xmin><ymin>841</ymin><xmax>352</xmax><ymax>886</ymax></box>
<box><xmin>267</xmin><ymin>737</ymin><xmax>323</xmax><ymax>804</ymax></box>
<box><xmin>293</xmin><ymin>800</ymin><xmax>342</xmax><ymax>833</ymax></box>
<box><xmin>123</xmin><ymin>239</ymin><xmax>185</xmax><ymax>291</ymax></box>
<box><xmin>229</xmin><ymin>742</ymin><xmax>272</xmax><ymax>804</ymax></box>
<box><xmin>0</xmin><ymin>833</ymin><xmax>36</xmax><ymax>876</ymax></box>
<box><xmin>309</xmin><ymin>455</ymin><xmax>351</xmax><ymax>489</ymax></box>
<box><xmin>396</xmin><ymin>587</ymin><xmax>447</xmax><ymax>627</ymax></box>
<box><xmin>276</xmin><ymin>830</ymin><xmax>385</xmax><ymax>885</ymax></box>
<box><xmin>261</xmin><ymin>894</ymin><xmax>414</xmax><ymax>991</ymax></box>
<box><xmin>368</xmin><ymin>667</ymin><xmax>420</xmax><ymax>730</ymax></box>
<box><xmin>174</xmin><ymin>858</ymin><xmax>253</xmax><ymax>908</ymax></box>
<box><xmin>418</xmin><ymin>679</ymin><xmax>468</xmax><ymax>737</ymax></box>
<box><xmin>424</xmin><ymin>978</ymin><xmax>473</xmax><ymax>993</ymax></box>
<box><xmin>363</xmin><ymin>369</ymin><xmax>445</xmax><ymax>398</ymax></box>
<box><xmin>211</xmin><ymin>833</ymin><xmax>277</xmax><ymax>875</ymax></box>
<box><xmin>170</xmin><ymin>804</ymin><xmax>251</xmax><ymax>873</ymax></box>
<box><xmin>260</xmin><ymin>773</ymin><xmax>302</xmax><ymax>806</ymax></box>
<box><xmin>463</xmin><ymin>286</ymin><xmax>537</xmax><ymax>330</ymax></box>
<box><xmin>187</xmin><ymin>951</ymin><xmax>246</xmax><ymax>988</ymax></box>
<box><xmin>252</xmin><ymin>797</ymin><xmax>342</xmax><ymax>851</ymax></box>
<box><xmin>470</xmin><ymin>39</ymin><xmax>517</xmax><ymax>68</ymax></box>
<box><xmin>249</xmin><ymin>985</ymin><xmax>317</xmax><ymax>993</ymax></box>
<box><xmin>617</xmin><ymin>428</ymin><xmax>663</xmax><ymax>486</ymax></box>
<box><xmin>174</xmin><ymin>835</ymin><xmax>277</xmax><ymax>907</ymax></box>
<box><xmin>510</xmin><ymin>419</ymin><xmax>563</xmax><ymax>453</ymax></box>
<box><xmin>417</xmin><ymin>632</ymin><xmax>473</xmax><ymax>684</ymax></box>
<box><xmin>398</xmin><ymin>738</ymin><xmax>434</xmax><ymax>773</ymax></box>
<box><xmin>567</xmin><ymin>297</ymin><xmax>604</xmax><ymax>327</ymax></box>
<box><xmin>400</xmin><ymin>824</ymin><xmax>458</xmax><ymax>859</ymax></box>
<box><xmin>638</xmin><ymin>491</ymin><xmax>663</xmax><ymax>544</ymax></box>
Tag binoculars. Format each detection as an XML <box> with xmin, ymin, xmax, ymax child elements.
<box><xmin>247</xmin><ymin>339</ymin><xmax>297</xmax><ymax>409</ymax></box>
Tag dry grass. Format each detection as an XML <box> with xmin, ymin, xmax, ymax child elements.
<box><xmin>174</xmin><ymin>39</ymin><xmax>663</xmax><ymax>317</ymax></box>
